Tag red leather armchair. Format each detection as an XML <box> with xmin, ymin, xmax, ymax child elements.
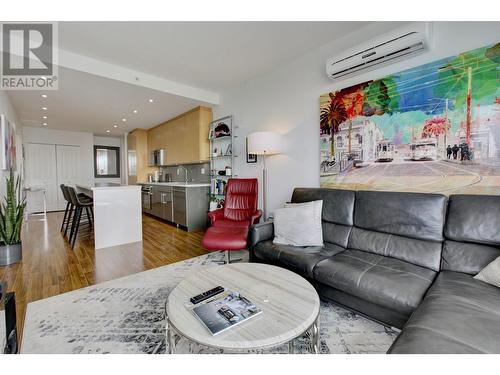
<box><xmin>207</xmin><ymin>178</ymin><xmax>262</xmax><ymax>229</ymax></box>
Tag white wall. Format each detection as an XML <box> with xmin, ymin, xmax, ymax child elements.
<box><xmin>214</xmin><ymin>21</ymin><xmax>500</xmax><ymax>214</ymax></box>
<box><xmin>23</xmin><ymin>126</ymin><xmax>94</xmax><ymax>187</ymax></box>
<box><xmin>93</xmin><ymin>135</ymin><xmax>127</xmax><ymax>184</ymax></box>
<box><xmin>0</xmin><ymin>92</ymin><xmax>22</xmax><ymax>199</ymax></box>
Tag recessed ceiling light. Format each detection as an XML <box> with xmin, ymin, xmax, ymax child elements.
<box><xmin>42</xmin><ymin>122</ymin><xmax>47</xmax><ymax>126</ymax></box>
<box><xmin>132</xmin><ymin>110</ymin><xmax>138</xmax><ymax>114</ymax></box>
<box><xmin>106</xmin><ymin>130</ymin><xmax>110</xmax><ymax>133</ymax></box>
<box><xmin>41</xmin><ymin>94</ymin><xmax>47</xmax><ymax>98</ymax></box>
<box><xmin>42</xmin><ymin>107</ymin><xmax>47</xmax><ymax>110</ymax></box>
<box><xmin>42</xmin><ymin>116</ymin><xmax>47</xmax><ymax>119</ymax></box>
<box><xmin>122</xmin><ymin>118</ymin><xmax>127</xmax><ymax>122</ymax></box>
<box><xmin>148</xmin><ymin>98</ymin><xmax>154</xmax><ymax>103</ymax></box>
<box><xmin>113</xmin><ymin>124</ymin><xmax>118</xmax><ymax>128</ymax></box>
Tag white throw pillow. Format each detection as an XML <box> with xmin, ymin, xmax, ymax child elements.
<box><xmin>474</xmin><ymin>256</ymin><xmax>500</xmax><ymax>288</ymax></box>
<box><xmin>285</xmin><ymin>200</ymin><xmax>323</xmax><ymax>230</ymax></box>
<box><xmin>273</xmin><ymin>200</ymin><xmax>323</xmax><ymax>247</ymax></box>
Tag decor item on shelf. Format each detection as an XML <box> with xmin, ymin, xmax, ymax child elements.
<box><xmin>217</xmin><ymin>180</ymin><xmax>226</xmax><ymax>195</ymax></box>
<box><xmin>0</xmin><ymin>170</ymin><xmax>26</xmax><ymax>266</ymax></box>
<box><xmin>218</xmin><ymin>170</ymin><xmax>226</xmax><ymax>176</ymax></box>
<box><xmin>246</xmin><ymin>138</ymin><xmax>257</xmax><ymax>163</ymax></box>
<box><xmin>247</xmin><ymin>131</ymin><xmax>282</xmax><ymax>220</ymax></box>
<box><xmin>225</xmin><ymin>166</ymin><xmax>232</xmax><ymax>176</ymax></box>
<box><xmin>319</xmin><ymin>41</ymin><xmax>500</xmax><ymax>195</ymax></box>
<box><xmin>212</xmin><ymin>148</ymin><xmax>218</xmax><ymax>157</ymax></box>
<box><xmin>214</xmin><ymin>122</ymin><xmax>231</xmax><ymax>138</ymax></box>
<box><xmin>224</xmin><ymin>144</ymin><xmax>232</xmax><ymax>156</ymax></box>
<box><xmin>217</xmin><ymin>198</ymin><xmax>225</xmax><ymax>209</ymax></box>
<box><xmin>209</xmin><ymin>198</ymin><xmax>219</xmax><ymax>212</ymax></box>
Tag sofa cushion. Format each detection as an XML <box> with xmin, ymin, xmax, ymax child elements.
<box><xmin>442</xmin><ymin>194</ymin><xmax>500</xmax><ymax>274</ymax></box>
<box><xmin>445</xmin><ymin>194</ymin><xmax>500</xmax><ymax>246</ymax></box>
<box><xmin>442</xmin><ymin>240</ymin><xmax>500</xmax><ymax>275</ymax></box>
<box><xmin>314</xmin><ymin>249</ymin><xmax>436</xmax><ymax>317</ymax></box>
<box><xmin>348</xmin><ymin>227</ymin><xmax>442</xmax><ymax>271</ymax></box>
<box><xmin>354</xmin><ymin>190</ymin><xmax>447</xmax><ymax>241</ymax></box>
<box><xmin>388</xmin><ymin>271</ymin><xmax>500</xmax><ymax>353</ymax></box>
<box><xmin>253</xmin><ymin>240</ymin><xmax>344</xmax><ymax>278</ymax></box>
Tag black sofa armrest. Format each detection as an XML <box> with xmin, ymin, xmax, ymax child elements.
<box><xmin>249</xmin><ymin>221</ymin><xmax>274</xmax><ymax>248</ymax></box>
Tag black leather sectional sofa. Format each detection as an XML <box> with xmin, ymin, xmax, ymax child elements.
<box><xmin>249</xmin><ymin>188</ymin><xmax>500</xmax><ymax>353</ymax></box>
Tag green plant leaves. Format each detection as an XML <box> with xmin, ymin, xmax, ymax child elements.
<box><xmin>0</xmin><ymin>169</ymin><xmax>26</xmax><ymax>245</ymax></box>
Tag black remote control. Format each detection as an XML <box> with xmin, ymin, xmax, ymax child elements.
<box><xmin>190</xmin><ymin>286</ymin><xmax>224</xmax><ymax>304</ymax></box>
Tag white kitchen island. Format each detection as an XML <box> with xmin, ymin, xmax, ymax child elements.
<box><xmin>76</xmin><ymin>183</ymin><xmax>142</xmax><ymax>250</ymax></box>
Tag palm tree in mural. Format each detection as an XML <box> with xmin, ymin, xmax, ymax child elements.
<box><xmin>434</xmin><ymin>44</ymin><xmax>499</xmax><ymax>145</ymax></box>
<box><xmin>320</xmin><ymin>92</ymin><xmax>347</xmax><ymax>157</ymax></box>
<box><xmin>422</xmin><ymin>116</ymin><xmax>450</xmax><ymax>157</ymax></box>
<box><xmin>342</xmin><ymin>90</ymin><xmax>365</xmax><ymax>155</ymax></box>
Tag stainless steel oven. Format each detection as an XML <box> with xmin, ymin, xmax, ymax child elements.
<box><xmin>141</xmin><ymin>185</ymin><xmax>153</xmax><ymax>213</ymax></box>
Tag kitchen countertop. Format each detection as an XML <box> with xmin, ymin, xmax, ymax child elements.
<box><xmin>137</xmin><ymin>182</ymin><xmax>210</xmax><ymax>188</ymax></box>
<box><xmin>77</xmin><ymin>183</ymin><xmax>141</xmax><ymax>190</ymax></box>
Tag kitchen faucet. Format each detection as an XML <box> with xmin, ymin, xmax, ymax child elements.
<box><xmin>177</xmin><ymin>165</ymin><xmax>191</xmax><ymax>183</ymax></box>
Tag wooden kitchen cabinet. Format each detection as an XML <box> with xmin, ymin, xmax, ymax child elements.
<box><xmin>127</xmin><ymin>129</ymin><xmax>154</xmax><ymax>185</ymax></box>
<box><xmin>147</xmin><ymin>106</ymin><xmax>212</xmax><ymax>165</ymax></box>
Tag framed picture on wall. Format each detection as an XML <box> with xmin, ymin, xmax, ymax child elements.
<box><xmin>0</xmin><ymin>115</ymin><xmax>16</xmax><ymax>171</ymax></box>
<box><xmin>246</xmin><ymin>138</ymin><xmax>257</xmax><ymax>163</ymax></box>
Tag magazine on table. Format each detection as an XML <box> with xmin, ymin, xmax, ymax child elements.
<box><xmin>190</xmin><ymin>291</ymin><xmax>262</xmax><ymax>335</ymax></box>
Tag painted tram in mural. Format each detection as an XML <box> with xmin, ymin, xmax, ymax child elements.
<box><xmin>375</xmin><ymin>140</ymin><xmax>395</xmax><ymax>162</ymax></box>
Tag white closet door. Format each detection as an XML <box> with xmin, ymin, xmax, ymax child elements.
<box><xmin>24</xmin><ymin>143</ymin><xmax>58</xmax><ymax>212</ymax></box>
<box><xmin>56</xmin><ymin>145</ymin><xmax>80</xmax><ymax>209</ymax></box>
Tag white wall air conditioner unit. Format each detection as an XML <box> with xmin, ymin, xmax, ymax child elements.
<box><xmin>326</xmin><ymin>23</ymin><xmax>432</xmax><ymax>81</ymax></box>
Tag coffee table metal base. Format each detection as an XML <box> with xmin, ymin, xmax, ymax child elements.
<box><xmin>166</xmin><ymin>315</ymin><xmax>320</xmax><ymax>354</ymax></box>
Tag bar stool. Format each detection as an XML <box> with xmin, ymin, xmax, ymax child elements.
<box><xmin>60</xmin><ymin>185</ymin><xmax>93</xmax><ymax>237</ymax></box>
<box><xmin>60</xmin><ymin>184</ymin><xmax>72</xmax><ymax>234</ymax></box>
<box><xmin>23</xmin><ymin>185</ymin><xmax>47</xmax><ymax>221</ymax></box>
<box><xmin>66</xmin><ymin>186</ymin><xmax>94</xmax><ymax>249</ymax></box>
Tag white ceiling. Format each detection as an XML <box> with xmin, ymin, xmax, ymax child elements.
<box><xmin>8</xmin><ymin>66</ymin><xmax>205</xmax><ymax>135</ymax></box>
<box><xmin>58</xmin><ymin>22</ymin><xmax>371</xmax><ymax>91</ymax></box>
<box><xmin>8</xmin><ymin>21</ymin><xmax>373</xmax><ymax>135</ymax></box>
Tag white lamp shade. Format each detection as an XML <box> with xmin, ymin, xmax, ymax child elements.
<box><xmin>247</xmin><ymin>131</ymin><xmax>282</xmax><ymax>155</ymax></box>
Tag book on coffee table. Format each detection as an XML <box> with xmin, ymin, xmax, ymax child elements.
<box><xmin>191</xmin><ymin>291</ymin><xmax>262</xmax><ymax>335</ymax></box>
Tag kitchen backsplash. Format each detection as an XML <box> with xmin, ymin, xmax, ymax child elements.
<box><xmin>160</xmin><ymin>162</ymin><xmax>210</xmax><ymax>183</ymax></box>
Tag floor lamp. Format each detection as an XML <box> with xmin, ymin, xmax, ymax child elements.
<box><xmin>247</xmin><ymin>131</ymin><xmax>282</xmax><ymax>220</ymax></box>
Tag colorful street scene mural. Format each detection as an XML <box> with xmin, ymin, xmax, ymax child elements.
<box><xmin>320</xmin><ymin>42</ymin><xmax>500</xmax><ymax>195</ymax></box>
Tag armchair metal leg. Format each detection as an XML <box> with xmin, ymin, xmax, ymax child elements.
<box><xmin>225</xmin><ymin>250</ymin><xmax>243</xmax><ymax>264</ymax></box>
<box><xmin>212</xmin><ymin>250</ymin><xmax>243</xmax><ymax>265</ymax></box>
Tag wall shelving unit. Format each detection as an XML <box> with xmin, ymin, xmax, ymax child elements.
<box><xmin>208</xmin><ymin>115</ymin><xmax>237</xmax><ymax>203</ymax></box>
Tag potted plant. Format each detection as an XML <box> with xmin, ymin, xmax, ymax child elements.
<box><xmin>0</xmin><ymin>170</ymin><xmax>26</xmax><ymax>266</ymax></box>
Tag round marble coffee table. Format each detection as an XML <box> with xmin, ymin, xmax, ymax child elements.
<box><xmin>165</xmin><ymin>263</ymin><xmax>320</xmax><ymax>354</ymax></box>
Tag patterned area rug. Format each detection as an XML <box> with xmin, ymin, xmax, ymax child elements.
<box><xmin>21</xmin><ymin>252</ymin><xmax>398</xmax><ymax>354</ymax></box>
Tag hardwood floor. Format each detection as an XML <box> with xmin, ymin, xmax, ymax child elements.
<box><xmin>0</xmin><ymin>211</ymin><xmax>209</xmax><ymax>344</ymax></box>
